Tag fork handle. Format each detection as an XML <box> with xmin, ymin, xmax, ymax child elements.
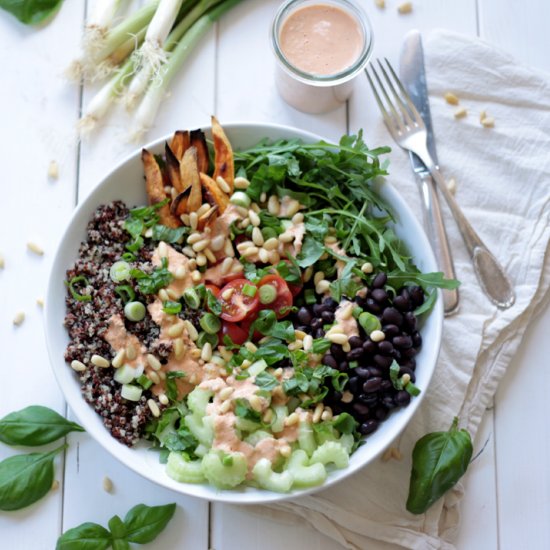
<box><xmin>418</xmin><ymin>150</ymin><xmax>515</xmax><ymax>309</ymax></box>
<box><xmin>415</xmin><ymin>171</ymin><xmax>459</xmax><ymax>315</ymax></box>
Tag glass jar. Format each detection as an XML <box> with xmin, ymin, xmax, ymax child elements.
<box><xmin>271</xmin><ymin>0</ymin><xmax>374</xmax><ymax>114</ymax></box>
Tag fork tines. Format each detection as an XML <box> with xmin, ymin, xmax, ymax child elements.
<box><xmin>365</xmin><ymin>58</ymin><xmax>424</xmax><ymax>136</ymax></box>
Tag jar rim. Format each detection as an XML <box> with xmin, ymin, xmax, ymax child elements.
<box><xmin>271</xmin><ymin>0</ymin><xmax>375</xmax><ymax>86</ymax></box>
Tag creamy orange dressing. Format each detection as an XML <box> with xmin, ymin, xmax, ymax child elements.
<box><xmin>334</xmin><ymin>300</ymin><xmax>359</xmax><ymax>337</ymax></box>
<box><xmin>279</xmin><ymin>3</ymin><xmax>363</xmax><ymax>76</ymax></box>
<box><xmin>203</xmin><ymin>259</ymin><xmax>242</xmax><ymax>286</ymax></box>
<box><xmin>104</xmin><ymin>314</ymin><xmax>148</xmax><ymax>371</ymax></box>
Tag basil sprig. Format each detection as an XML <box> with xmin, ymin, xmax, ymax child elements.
<box><xmin>56</xmin><ymin>503</ymin><xmax>177</xmax><ymax>549</ymax></box>
<box><xmin>0</xmin><ymin>0</ymin><xmax>64</xmax><ymax>25</ymax></box>
<box><xmin>406</xmin><ymin>417</ymin><xmax>473</xmax><ymax>514</ymax></box>
<box><xmin>0</xmin><ymin>405</ymin><xmax>84</xmax><ymax>446</ymax></box>
<box><xmin>0</xmin><ymin>445</ymin><xmax>66</xmax><ymax>511</ymax></box>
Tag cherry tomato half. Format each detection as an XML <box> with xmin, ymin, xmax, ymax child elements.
<box><xmin>287</xmin><ymin>282</ymin><xmax>303</xmax><ymax>297</ymax></box>
<box><xmin>205</xmin><ymin>284</ymin><xmax>220</xmax><ymax>298</ymax></box>
<box><xmin>218</xmin><ymin>279</ymin><xmax>260</xmax><ymax>322</ymax></box>
<box><xmin>257</xmin><ymin>274</ymin><xmax>293</xmax><ymax>319</ymax></box>
<box><xmin>220</xmin><ymin>321</ymin><xmax>249</xmax><ymax>346</ymax></box>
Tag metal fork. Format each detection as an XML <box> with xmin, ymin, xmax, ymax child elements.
<box><xmin>366</xmin><ymin>59</ymin><xmax>515</xmax><ymax>309</ymax></box>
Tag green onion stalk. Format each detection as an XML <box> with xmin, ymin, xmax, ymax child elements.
<box><xmin>83</xmin><ymin>0</ymin><xmax>130</xmax><ymax>57</ymax></box>
<box><xmin>130</xmin><ymin>0</ymin><xmax>245</xmax><ymax>142</ymax></box>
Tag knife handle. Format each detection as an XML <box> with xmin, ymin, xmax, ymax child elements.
<box><xmin>416</xmin><ymin>171</ymin><xmax>459</xmax><ymax>315</ymax></box>
<box><xmin>416</xmin><ymin>147</ymin><xmax>516</xmax><ymax>309</ymax></box>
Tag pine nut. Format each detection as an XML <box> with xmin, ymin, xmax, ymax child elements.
<box><xmin>158</xmin><ymin>370</ymin><xmax>167</xmax><ymax>381</ymax></box>
<box><xmin>252</xmin><ymin>227</ymin><xmax>264</xmax><ymax>246</ymax></box>
<box><xmin>303</xmin><ymin>266</ymin><xmax>313</xmax><ymax>282</ymax></box>
<box><xmin>224</xmin><ymin>239</ymin><xmax>235</xmax><ymax>257</ymax></box>
<box><xmin>249</xmin><ymin>209</ymin><xmax>261</xmax><ymax>227</ymax></box>
<box><xmin>27</xmin><ymin>242</ymin><xmax>44</xmax><ymax>256</ymax></box>
<box><xmin>327</xmin><ymin>333</ymin><xmax>348</xmax><ymax>345</ymax></box>
<box><xmin>454</xmin><ymin>107</ymin><xmax>468</xmax><ymax>119</ymax></box>
<box><xmin>267</xmin><ymin>195</ymin><xmax>280</xmax><ymax>215</ymax></box>
<box><xmin>401</xmin><ymin>373</ymin><xmax>411</xmax><ymax>385</ymax></box>
<box><xmin>71</xmin><ymin>360</ymin><xmax>86</xmax><ymax>372</ymax></box>
<box><xmin>48</xmin><ymin>160</ymin><xmax>59</xmax><ymax>179</ymax></box>
<box><xmin>158</xmin><ymin>289</ymin><xmax>169</xmax><ymax>302</ymax></box>
<box><xmin>197</xmin><ymin>203</ymin><xmax>211</xmax><ymax>217</ymax></box>
<box><xmin>148</xmin><ymin>371</ymin><xmax>161</xmax><ymax>384</ymax></box>
<box><xmin>220</xmin><ymin>257</ymin><xmax>233</xmax><ymax>276</ymax></box>
<box><xmin>292</xmin><ymin>213</ymin><xmax>304</xmax><ymax>224</ymax></box>
<box><xmin>312</xmin><ymin>403</ymin><xmax>324</xmax><ymax>423</ymax></box>
<box><xmin>102</xmin><ymin>476</ymin><xmax>113</xmax><ymax>493</ymax></box>
<box><xmin>321</xmin><ymin>407</ymin><xmax>333</xmax><ymax>421</ymax></box>
<box><xmin>316</xmin><ymin>280</ymin><xmax>330</xmax><ymax>294</ymax></box>
<box><xmin>263</xmin><ymin>237</ymin><xmax>279</xmax><ymax>251</ymax></box>
<box><xmin>285</xmin><ymin>199</ymin><xmax>301</xmax><ymax>217</ymax></box>
<box><xmin>342</xmin><ymin>342</ymin><xmax>351</xmax><ymax>353</ymax></box>
<box><xmin>158</xmin><ymin>241</ymin><xmax>168</xmax><ymax>258</ymax></box>
<box><xmin>340</xmin><ymin>305</ymin><xmax>353</xmax><ymax>320</ymax></box>
<box><xmin>234</xmin><ymin>176</ymin><xmax>250</xmax><ymax>189</ymax></box>
<box><xmin>239</xmin><ymin>217</ymin><xmax>250</xmax><ymax>230</ymax></box>
<box><xmin>158</xmin><ymin>393</ymin><xmax>169</xmax><ymax>406</ymax></box>
<box><xmin>148</xmin><ymin>399</ymin><xmax>161</xmax><ymax>417</ymax></box>
<box><xmin>245</xmin><ymin>342</ymin><xmax>258</xmax><ymax>353</ymax></box>
<box><xmin>249</xmin><ymin>395</ymin><xmax>263</xmax><ymax>412</ymax></box>
<box><xmin>237</xmin><ymin>240</ymin><xmax>254</xmax><ymax>253</ymax></box>
<box><xmin>341</xmin><ymin>391</ymin><xmax>354</xmax><ymax>403</ymax></box>
<box><xmin>174</xmin><ymin>266</ymin><xmax>187</xmax><ymax>279</ymax></box>
<box><xmin>242</xmin><ymin>246</ymin><xmax>259</xmax><ymax>257</ymax></box>
<box><xmin>173</xmin><ymin>338</ymin><xmax>184</xmax><ymax>358</ymax></box>
<box><xmin>112</xmin><ymin>349</ymin><xmax>126</xmax><ymax>369</ymax></box>
<box><xmin>361</xmin><ymin>262</ymin><xmax>374</xmax><ymax>274</ymax></box>
<box><xmin>268</xmin><ymin>250</ymin><xmax>280</xmax><ymax>264</ymax></box>
<box><xmin>168</xmin><ymin>323</ymin><xmax>184</xmax><ymax>338</ymax></box>
<box><xmin>204</xmin><ymin>248</ymin><xmax>216</xmax><ymax>264</ymax></box>
<box><xmin>189</xmin><ymin>212</ymin><xmax>198</xmax><ymax>230</ymax></box>
<box><xmin>216</xmin><ymin>176</ymin><xmax>231</xmax><ymax>193</ymax></box>
<box><xmin>262</xmin><ymin>408</ymin><xmax>274</xmax><ymax>423</ymax></box>
<box><xmin>51</xmin><ymin>480</ymin><xmax>60</xmax><ymax>491</ymax></box>
<box><xmin>126</xmin><ymin>344</ymin><xmax>137</xmax><ymax>361</ymax></box>
<box><xmin>280</xmin><ymin>445</ymin><xmax>292</xmax><ymax>458</ymax></box>
<box><xmin>278</xmin><ymin>232</ymin><xmax>294</xmax><ymax>243</ymax></box>
<box><xmin>195</xmin><ymin>254</ymin><xmax>207</xmax><ymax>267</ymax></box>
<box><xmin>284</xmin><ymin>412</ymin><xmax>299</xmax><ymax>426</ymax></box>
<box><xmin>221</xmin><ymin>288</ymin><xmax>235</xmax><ymax>301</ymax></box>
<box><xmin>219</xmin><ymin>399</ymin><xmax>233</xmax><ymax>414</ymax></box>
<box><xmin>191</xmin><ymin>270</ymin><xmax>202</xmax><ymax>282</ymax></box>
<box><xmin>0</xmin><ymin>254</ymin><xmax>4</xmax><ymax>269</ymax></box>
<box><xmin>231</xmin><ymin>262</ymin><xmax>244</xmax><ymax>273</ymax></box>
<box><xmin>183</xmin><ymin>320</ymin><xmax>198</xmax><ymax>341</ymax></box>
<box><xmin>444</xmin><ymin>91</ymin><xmax>459</xmax><ymax>105</ymax></box>
<box><xmin>91</xmin><ymin>354</ymin><xmax>110</xmax><ymax>368</ymax></box>
<box><xmin>180</xmin><ymin>214</ymin><xmax>190</xmax><ymax>226</ymax></box>
<box><xmin>192</xmin><ymin>238</ymin><xmax>210</xmax><ymax>252</ymax></box>
<box><xmin>397</xmin><ymin>1</ymin><xmax>412</xmax><ymax>14</ymax></box>
<box><xmin>375</xmin><ymin>0</ymin><xmax>385</xmax><ymax>8</ymax></box>
<box><xmin>147</xmin><ymin>354</ymin><xmax>161</xmax><ymax>371</ymax></box>
<box><xmin>187</xmin><ymin>232</ymin><xmax>203</xmax><ymax>245</ymax></box>
<box><xmin>210</xmin><ymin>234</ymin><xmax>225</xmax><ymax>252</ymax></box>
<box><xmin>219</xmin><ymin>387</ymin><xmax>235</xmax><ymax>401</ymax></box>
<box><xmin>201</xmin><ymin>342</ymin><xmax>213</xmax><ymax>361</ymax></box>
<box><xmin>294</xmin><ymin>330</ymin><xmax>307</xmax><ymax>340</ymax></box>
<box><xmin>144</xmin><ymin>227</ymin><xmax>153</xmax><ymax>238</ymax></box>
<box><xmin>313</xmin><ymin>271</ymin><xmax>325</xmax><ymax>285</ymax></box>
<box><xmin>327</xmin><ymin>325</ymin><xmax>344</xmax><ymax>334</ymax></box>
<box><xmin>481</xmin><ymin>116</ymin><xmax>495</xmax><ymax>128</ymax></box>
<box><xmin>36</xmin><ymin>297</ymin><xmax>44</xmax><ymax>307</ymax></box>
<box><xmin>370</xmin><ymin>330</ymin><xmax>386</xmax><ymax>342</ymax></box>
<box><xmin>166</xmin><ymin>288</ymin><xmax>179</xmax><ymax>301</ymax></box>
<box><xmin>302</xmin><ymin>335</ymin><xmax>313</xmax><ymax>351</ymax></box>
<box><xmin>182</xmin><ymin>246</ymin><xmax>196</xmax><ymax>258</ymax></box>
<box><xmin>13</xmin><ymin>311</ymin><xmax>25</xmax><ymax>326</ymax></box>
<box><xmin>259</xmin><ymin>248</ymin><xmax>269</xmax><ymax>263</ymax></box>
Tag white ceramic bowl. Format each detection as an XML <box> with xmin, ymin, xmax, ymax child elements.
<box><xmin>45</xmin><ymin>122</ymin><xmax>443</xmax><ymax>504</ymax></box>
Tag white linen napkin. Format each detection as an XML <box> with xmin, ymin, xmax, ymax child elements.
<box><xmin>255</xmin><ymin>30</ymin><xmax>550</xmax><ymax>549</ymax></box>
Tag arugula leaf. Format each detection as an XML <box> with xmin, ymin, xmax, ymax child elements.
<box><xmin>0</xmin><ymin>0</ymin><xmax>64</xmax><ymax>25</ymax></box>
<box><xmin>131</xmin><ymin>258</ymin><xmax>173</xmax><ymax>295</ymax></box>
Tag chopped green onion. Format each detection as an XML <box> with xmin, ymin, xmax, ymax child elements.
<box><xmin>405</xmin><ymin>382</ymin><xmax>421</xmax><ymax>396</ymax></box>
<box><xmin>183</xmin><ymin>288</ymin><xmax>201</xmax><ymax>309</ymax></box>
<box><xmin>66</xmin><ymin>276</ymin><xmax>92</xmax><ymax>302</ymax></box>
<box><xmin>121</xmin><ymin>384</ymin><xmax>143</xmax><ymax>402</ymax></box>
<box><xmin>124</xmin><ymin>301</ymin><xmax>146</xmax><ymax>322</ymax></box>
<box><xmin>200</xmin><ymin>313</ymin><xmax>221</xmax><ymax>335</ymax></box>
<box><xmin>136</xmin><ymin>374</ymin><xmax>153</xmax><ymax>390</ymax></box>
<box><xmin>352</xmin><ymin>306</ymin><xmax>362</xmax><ymax>319</ymax></box>
<box><xmin>242</xmin><ymin>283</ymin><xmax>257</xmax><ymax>298</ymax></box>
<box><xmin>197</xmin><ymin>331</ymin><xmax>217</xmax><ymax>348</ymax></box>
<box><xmin>258</xmin><ymin>284</ymin><xmax>277</xmax><ymax>305</ymax></box>
<box><xmin>163</xmin><ymin>300</ymin><xmax>182</xmax><ymax>314</ymax></box>
<box><xmin>349</xmin><ymin>361</ymin><xmax>358</xmax><ymax>369</ymax></box>
<box><xmin>229</xmin><ymin>191</ymin><xmax>251</xmax><ymax>208</ymax></box>
<box><xmin>110</xmin><ymin>260</ymin><xmax>131</xmax><ymax>282</ymax></box>
<box><xmin>122</xmin><ymin>252</ymin><xmax>136</xmax><ymax>262</ymax></box>
<box><xmin>115</xmin><ymin>284</ymin><xmax>135</xmax><ymax>304</ymax></box>
<box><xmin>304</xmin><ymin>289</ymin><xmax>316</xmax><ymax>305</ymax></box>
<box><xmin>358</xmin><ymin>312</ymin><xmax>381</xmax><ymax>335</ymax></box>
<box><xmin>114</xmin><ymin>365</ymin><xmax>136</xmax><ymax>384</ymax></box>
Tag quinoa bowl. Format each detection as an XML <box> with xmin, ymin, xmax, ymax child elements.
<box><xmin>45</xmin><ymin>122</ymin><xmax>444</xmax><ymax>503</ymax></box>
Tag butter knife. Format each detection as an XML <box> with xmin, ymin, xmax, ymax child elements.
<box><xmin>399</xmin><ymin>30</ymin><xmax>459</xmax><ymax>315</ymax></box>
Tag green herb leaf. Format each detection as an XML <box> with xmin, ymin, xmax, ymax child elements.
<box><xmin>0</xmin><ymin>405</ymin><xmax>84</xmax><ymax>447</ymax></box>
<box><xmin>131</xmin><ymin>258</ymin><xmax>173</xmax><ymax>295</ymax></box>
<box><xmin>254</xmin><ymin>371</ymin><xmax>279</xmax><ymax>391</ymax></box>
<box><xmin>151</xmin><ymin>225</ymin><xmax>188</xmax><ymax>243</ymax></box>
<box><xmin>56</xmin><ymin>522</ymin><xmax>112</xmax><ymax>550</ymax></box>
<box><xmin>0</xmin><ymin>445</ymin><xmax>65</xmax><ymax>511</ymax></box>
<box><xmin>108</xmin><ymin>515</ymin><xmax>127</xmax><ymax>540</ymax></box>
<box><xmin>296</xmin><ymin>237</ymin><xmax>325</xmax><ymax>268</ymax></box>
<box><xmin>123</xmin><ymin>503</ymin><xmax>177</xmax><ymax>544</ymax></box>
<box><xmin>165</xmin><ymin>372</ymin><xmax>185</xmax><ymax>402</ymax></box>
<box><xmin>234</xmin><ymin>399</ymin><xmax>261</xmax><ymax>424</ymax></box>
<box><xmin>406</xmin><ymin>418</ymin><xmax>473</xmax><ymax>514</ymax></box>
<box><xmin>0</xmin><ymin>0</ymin><xmax>64</xmax><ymax>25</ymax></box>
<box><xmin>332</xmin><ymin>412</ymin><xmax>359</xmax><ymax>435</ymax></box>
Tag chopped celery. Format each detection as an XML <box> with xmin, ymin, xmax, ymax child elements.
<box><xmin>298</xmin><ymin>420</ymin><xmax>317</xmax><ymax>456</ymax></box>
<box><xmin>166</xmin><ymin>452</ymin><xmax>205</xmax><ymax>483</ymax></box>
<box><xmin>186</xmin><ymin>387</ymin><xmax>213</xmax><ymax>416</ymax></box>
<box><xmin>287</xmin><ymin>450</ymin><xmax>327</xmax><ymax>488</ymax></box>
<box><xmin>253</xmin><ymin>458</ymin><xmax>294</xmax><ymax>493</ymax></box>
<box><xmin>235</xmin><ymin>416</ymin><xmax>261</xmax><ymax>433</ymax></box>
<box><xmin>244</xmin><ymin>430</ymin><xmax>273</xmax><ymax>447</ymax></box>
<box><xmin>310</xmin><ymin>441</ymin><xmax>349</xmax><ymax>469</ymax></box>
<box><xmin>201</xmin><ymin>450</ymin><xmax>248</xmax><ymax>489</ymax></box>
<box><xmin>185</xmin><ymin>414</ymin><xmax>214</xmax><ymax>447</ymax></box>
<box><xmin>270</xmin><ymin>405</ymin><xmax>288</xmax><ymax>434</ymax></box>
<box><xmin>248</xmin><ymin>359</ymin><xmax>268</xmax><ymax>377</ymax></box>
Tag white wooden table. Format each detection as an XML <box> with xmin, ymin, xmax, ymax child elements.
<box><xmin>1</xmin><ymin>1</ymin><xmax>549</xmax><ymax>548</ymax></box>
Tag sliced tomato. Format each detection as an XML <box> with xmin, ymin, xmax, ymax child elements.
<box><xmin>257</xmin><ymin>274</ymin><xmax>293</xmax><ymax>319</ymax></box>
<box><xmin>220</xmin><ymin>321</ymin><xmax>249</xmax><ymax>346</ymax></box>
<box><xmin>218</xmin><ymin>278</ymin><xmax>260</xmax><ymax>322</ymax></box>
<box><xmin>287</xmin><ymin>282</ymin><xmax>303</xmax><ymax>297</ymax></box>
<box><xmin>205</xmin><ymin>284</ymin><xmax>220</xmax><ymax>298</ymax></box>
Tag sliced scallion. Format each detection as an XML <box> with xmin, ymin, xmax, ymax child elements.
<box><xmin>258</xmin><ymin>284</ymin><xmax>277</xmax><ymax>305</ymax></box>
<box><xmin>124</xmin><ymin>301</ymin><xmax>146</xmax><ymax>322</ymax></box>
<box><xmin>110</xmin><ymin>260</ymin><xmax>131</xmax><ymax>282</ymax></box>
<box><xmin>136</xmin><ymin>374</ymin><xmax>153</xmax><ymax>390</ymax></box>
<box><xmin>163</xmin><ymin>300</ymin><xmax>182</xmax><ymax>314</ymax></box>
<box><xmin>358</xmin><ymin>312</ymin><xmax>381</xmax><ymax>335</ymax></box>
<box><xmin>115</xmin><ymin>284</ymin><xmax>136</xmax><ymax>304</ymax></box>
<box><xmin>229</xmin><ymin>191</ymin><xmax>251</xmax><ymax>208</ymax></box>
<box><xmin>121</xmin><ymin>384</ymin><xmax>143</xmax><ymax>402</ymax></box>
<box><xmin>200</xmin><ymin>313</ymin><xmax>221</xmax><ymax>335</ymax></box>
<box><xmin>304</xmin><ymin>289</ymin><xmax>316</xmax><ymax>305</ymax></box>
<box><xmin>66</xmin><ymin>276</ymin><xmax>92</xmax><ymax>302</ymax></box>
<box><xmin>183</xmin><ymin>288</ymin><xmax>201</xmax><ymax>309</ymax></box>
<box><xmin>197</xmin><ymin>331</ymin><xmax>217</xmax><ymax>348</ymax></box>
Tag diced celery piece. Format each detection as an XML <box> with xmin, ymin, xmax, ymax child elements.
<box><xmin>201</xmin><ymin>450</ymin><xmax>248</xmax><ymax>489</ymax></box>
<box><xmin>244</xmin><ymin>430</ymin><xmax>273</xmax><ymax>447</ymax></box>
<box><xmin>287</xmin><ymin>449</ymin><xmax>327</xmax><ymax>488</ymax></box>
<box><xmin>235</xmin><ymin>417</ymin><xmax>261</xmax><ymax>433</ymax></box>
<box><xmin>248</xmin><ymin>359</ymin><xmax>268</xmax><ymax>377</ymax></box>
<box><xmin>339</xmin><ymin>433</ymin><xmax>354</xmax><ymax>454</ymax></box>
<box><xmin>194</xmin><ymin>443</ymin><xmax>209</xmax><ymax>458</ymax></box>
<box><xmin>253</xmin><ymin>458</ymin><xmax>294</xmax><ymax>493</ymax></box>
<box><xmin>186</xmin><ymin>387</ymin><xmax>213</xmax><ymax>416</ymax></box>
<box><xmin>185</xmin><ymin>414</ymin><xmax>214</xmax><ymax>447</ymax></box>
<box><xmin>166</xmin><ymin>452</ymin><xmax>205</xmax><ymax>484</ymax></box>
<box><xmin>310</xmin><ymin>441</ymin><xmax>349</xmax><ymax>469</ymax></box>
<box><xmin>313</xmin><ymin>423</ymin><xmax>339</xmax><ymax>446</ymax></box>
<box><xmin>269</xmin><ymin>405</ymin><xmax>287</xmax><ymax>434</ymax></box>
<box><xmin>298</xmin><ymin>420</ymin><xmax>317</xmax><ymax>456</ymax></box>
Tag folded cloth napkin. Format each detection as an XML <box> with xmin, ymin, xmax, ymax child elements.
<box><xmin>254</xmin><ymin>30</ymin><xmax>550</xmax><ymax>549</ymax></box>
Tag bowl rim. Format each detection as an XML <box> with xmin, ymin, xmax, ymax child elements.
<box><xmin>45</xmin><ymin>121</ymin><xmax>443</xmax><ymax>504</ymax></box>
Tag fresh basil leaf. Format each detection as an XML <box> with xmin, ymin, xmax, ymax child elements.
<box><xmin>165</xmin><ymin>372</ymin><xmax>185</xmax><ymax>402</ymax></box>
<box><xmin>0</xmin><ymin>445</ymin><xmax>65</xmax><ymax>511</ymax></box>
<box><xmin>131</xmin><ymin>258</ymin><xmax>173</xmax><ymax>295</ymax></box>
<box><xmin>206</xmin><ymin>289</ymin><xmax>222</xmax><ymax>316</ymax></box>
<box><xmin>234</xmin><ymin>399</ymin><xmax>261</xmax><ymax>423</ymax></box>
<box><xmin>0</xmin><ymin>0</ymin><xmax>64</xmax><ymax>25</ymax></box>
<box><xmin>123</xmin><ymin>503</ymin><xmax>177</xmax><ymax>544</ymax></box>
<box><xmin>152</xmin><ymin>225</ymin><xmax>188</xmax><ymax>243</ymax></box>
<box><xmin>254</xmin><ymin>371</ymin><xmax>279</xmax><ymax>391</ymax></box>
<box><xmin>332</xmin><ymin>412</ymin><xmax>358</xmax><ymax>435</ymax></box>
<box><xmin>296</xmin><ymin>237</ymin><xmax>325</xmax><ymax>268</ymax></box>
<box><xmin>108</xmin><ymin>515</ymin><xmax>127</xmax><ymax>540</ymax></box>
<box><xmin>112</xmin><ymin>540</ymin><xmax>131</xmax><ymax>550</ymax></box>
<box><xmin>0</xmin><ymin>405</ymin><xmax>84</xmax><ymax>446</ymax></box>
<box><xmin>56</xmin><ymin>522</ymin><xmax>112</xmax><ymax>550</ymax></box>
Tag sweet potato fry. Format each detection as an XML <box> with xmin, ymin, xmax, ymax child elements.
<box><xmin>180</xmin><ymin>146</ymin><xmax>202</xmax><ymax>214</ymax></box>
<box><xmin>200</xmin><ymin>172</ymin><xmax>229</xmax><ymax>213</ymax></box>
<box><xmin>211</xmin><ymin>115</ymin><xmax>234</xmax><ymax>194</ymax></box>
<box><xmin>170</xmin><ymin>130</ymin><xmax>190</xmax><ymax>161</ymax></box>
<box><xmin>197</xmin><ymin>205</ymin><xmax>219</xmax><ymax>231</ymax></box>
<box><xmin>190</xmin><ymin>129</ymin><xmax>210</xmax><ymax>174</ymax></box>
<box><xmin>141</xmin><ymin>149</ymin><xmax>181</xmax><ymax>228</ymax></box>
<box><xmin>165</xmin><ymin>142</ymin><xmax>183</xmax><ymax>192</ymax></box>
<box><xmin>170</xmin><ymin>187</ymin><xmax>191</xmax><ymax>217</ymax></box>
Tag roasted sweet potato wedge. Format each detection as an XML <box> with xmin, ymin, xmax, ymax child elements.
<box><xmin>211</xmin><ymin>115</ymin><xmax>234</xmax><ymax>194</ymax></box>
<box><xmin>165</xmin><ymin>142</ymin><xmax>184</xmax><ymax>193</ymax></box>
<box><xmin>197</xmin><ymin>205</ymin><xmax>219</xmax><ymax>231</ymax></box>
<box><xmin>141</xmin><ymin>149</ymin><xmax>181</xmax><ymax>228</ymax></box>
<box><xmin>200</xmin><ymin>172</ymin><xmax>229</xmax><ymax>213</ymax></box>
<box><xmin>170</xmin><ymin>130</ymin><xmax>190</xmax><ymax>161</ymax></box>
<box><xmin>190</xmin><ymin>129</ymin><xmax>209</xmax><ymax>174</ymax></box>
<box><xmin>180</xmin><ymin>146</ymin><xmax>202</xmax><ymax>214</ymax></box>
<box><xmin>170</xmin><ymin>186</ymin><xmax>191</xmax><ymax>217</ymax></box>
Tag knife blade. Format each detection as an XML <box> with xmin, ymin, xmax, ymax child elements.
<box><xmin>400</xmin><ymin>30</ymin><xmax>459</xmax><ymax>315</ymax></box>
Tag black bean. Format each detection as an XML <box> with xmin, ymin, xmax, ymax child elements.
<box><xmin>393</xmin><ymin>335</ymin><xmax>413</xmax><ymax>349</ymax></box>
<box><xmin>362</xmin><ymin>340</ymin><xmax>377</xmax><ymax>354</ymax></box>
<box><xmin>381</xmin><ymin>395</ymin><xmax>396</xmax><ymax>409</ymax></box>
<box><xmin>398</xmin><ymin>367</ymin><xmax>416</xmax><ymax>383</ymax></box>
<box><xmin>367</xmin><ymin>366</ymin><xmax>383</xmax><ymax>377</ymax></box>
<box><xmin>323</xmin><ymin>297</ymin><xmax>338</xmax><ymax>310</ymax></box>
<box><xmin>352</xmin><ymin>402</ymin><xmax>370</xmax><ymax>418</ymax></box>
<box><xmin>347</xmin><ymin>347</ymin><xmax>365</xmax><ymax>361</ymax></box>
<box><xmin>310</xmin><ymin>318</ymin><xmax>322</xmax><ymax>330</ymax></box>
<box><xmin>373</xmin><ymin>354</ymin><xmax>393</xmax><ymax>368</ymax></box>
<box><xmin>330</xmin><ymin>343</ymin><xmax>346</xmax><ymax>361</ymax></box>
<box><xmin>314</xmin><ymin>329</ymin><xmax>325</xmax><ymax>339</ymax></box>
<box><xmin>409</xmin><ymin>286</ymin><xmax>425</xmax><ymax>307</ymax></box>
<box><xmin>348</xmin><ymin>376</ymin><xmax>361</xmax><ymax>394</ymax></box>
<box><xmin>402</xmin><ymin>347</ymin><xmax>417</xmax><ymax>358</ymax></box>
<box><xmin>296</xmin><ymin>325</ymin><xmax>311</xmax><ymax>334</ymax></box>
<box><xmin>371</xmin><ymin>288</ymin><xmax>388</xmax><ymax>303</ymax></box>
<box><xmin>380</xmin><ymin>380</ymin><xmax>393</xmax><ymax>390</ymax></box>
<box><xmin>338</xmin><ymin>360</ymin><xmax>349</xmax><ymax>372</ymax></box>
<box><xmin>322</xmin><ymin>354</ymin><xmax>338</xmax><ymax>369</ymax></box>
<box><xmin>358</xmin><ymin>393</ymin><xmax>379</xmax><ymax>406</ymax></box>
<box><xmin>296</xmin><ymin>307</ymin><xmax>312</xmax><ymax>325</ymax></box>
<box><xmin>403</xmin><ymin>311</ymin><xmax>417</xmax><ymax>331</ymax></box>
<box><xmin>332</xmin><ymin>390</ymin><xmax>343</xmax><ymax>402</ymax></box>
<box><xmin>313</xmin><ymin>303</ymin><xmax>326</xmax><ymax>316</ymax></box>
<box><xmin>321</xmin><ymin>310</ymin><xmax>335</xmax><ymax>323</ymax></box>
<box><xmin>399</xmin><ymin>287</ymin><xmax>410</xmax><ymax>300</ymax></box>
<box><xmin>394</xmin><ymin>390</ymin><xmax>411</xmax><ymax>407</ymax></box>
<box><xmin>375</xmin><ymin>406</ymin><xmax>389</xmax><ymax>421</ymax></box>
<box><xmin>400</xmin><ymin>358</ymin><xmax>416</xmax><ymax>370</ymax></box>
<box><xmin>377</xmin><ymin>340</ymin><xmax>394</xmax><ymax>355</ymax></box>
<box><xmin>363</xmin><ymin>377</ymin><xmax>382</xmax><ymax>393</ymax></box>
<box><xmin>349</xmin><ymin>335</ymin><xmax>363</xmax><ymax>349</ymax></box>
<box><xmin>393</xmin><ymin>295</ymin><xmax>411</xmax><ymax>312</ymax></box>
<box><xmin>372</xmin><ymin>272</ymin><xmax>387</xmax><ymax>288</ymax></box>
<box><xmin>354</xmin><ymin>367</ymin><xmax>370</xmax><ymax>379</ymax></box>
<box><xmin>359</xmin><ymin>420</ymin><xmax>379</xmax><ymax>435</ymax></box>
<box><xmin>383</xmin><ymin>324</ymin><xmax>400</xmax><ymax>338</ymax></box>
<box><xmin>382</xmin><ymin>307</ymin><xmax>403</xmax><ymax>326</ymax></box>
<box><xmin>354</xmin><ymin>296</ymin><xmax>368</xmax><ymax>309</ymax></box>
<box><xmin>412</xmin><ymin>331</ymin><xmax>422</xmax><ymax>347</ymax></box>
<box><xmin>365</xmin><ymin>298</ymin><xmax>382</xmax><ymax>314</ymax></box>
